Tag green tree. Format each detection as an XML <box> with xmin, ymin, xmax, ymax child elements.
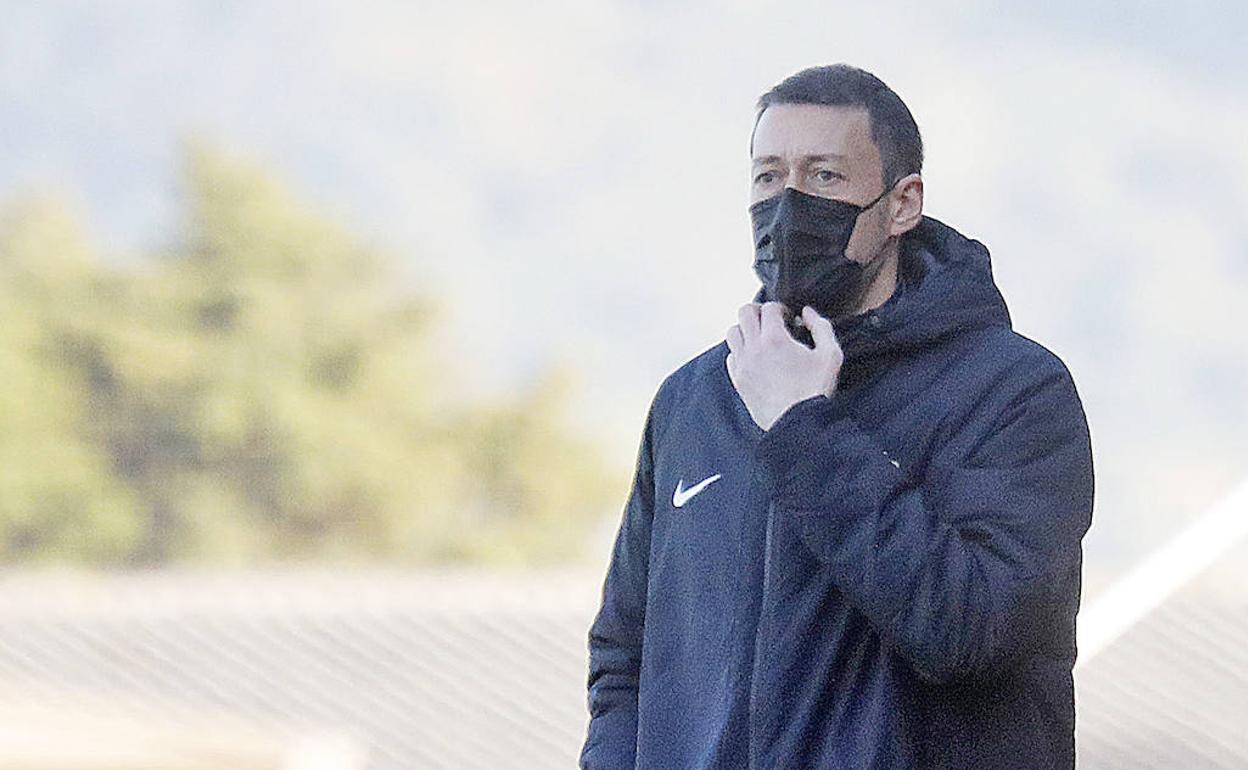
<box><xmin>0</xmin><ymin>197</ymin><xmax>143</xmax><ymax>561</ymax></box>
<box><xmin>0</xmin><ymin>144</ymin><xmax>622</xmax><ymax>566</ymax></box>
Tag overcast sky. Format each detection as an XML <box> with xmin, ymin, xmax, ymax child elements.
<box><xmin>3</xmin><ymin>0</ymin><xmax>1246</xmax><ymax>587</ymax></box>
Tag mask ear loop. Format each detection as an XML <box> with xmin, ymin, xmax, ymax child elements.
<box><xmin>859</xmin><ymin>177</ymin><xmax>899</xmax><ymax>212</ymax></box>
<box><xmin>842</xmin><ymin>178</ymin><xmax>902</xmax><ymax>319</ymax></box>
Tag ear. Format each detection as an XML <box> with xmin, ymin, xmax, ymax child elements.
<box><xmin>886</xmin><ymin>173</ymin><xmax>924</xmax><ymax>238</ymax></box>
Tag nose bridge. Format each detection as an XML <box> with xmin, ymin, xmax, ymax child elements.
<box><xmin>784</xmin><ymin>164</ymin><xmax>801</xmax><ymax>192</ymax></box>
<box><xmin>783</xmin><ymin>165</ymin><xmax>810</xmax><ymax>196</ymax></box>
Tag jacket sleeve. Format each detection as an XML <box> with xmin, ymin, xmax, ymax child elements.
<box><xmin>579</xmin><ymin>387</ymin><xmax>664</xmax><ymax>769</ymax></box>
<box><xmin>754</xmin><ymin>354</ymin><xmax>1094</xmax><ymax>685</ymax></box>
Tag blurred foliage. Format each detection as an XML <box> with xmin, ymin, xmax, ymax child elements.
<box><xmin>0</xmin><ymin>144</ymin><xmax>623</xmax><ymax>566</ymax></box>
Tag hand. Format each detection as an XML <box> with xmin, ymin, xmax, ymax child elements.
<box><xmin>725</xmin><ymin>302</ymin><xmax>844</xmax><ymax>431</ymax></box>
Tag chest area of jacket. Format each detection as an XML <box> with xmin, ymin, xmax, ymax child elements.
<box><xmin>645</xmin><ymin>346</ymin><xmax>976</xmax><ymax>569</ymax></box>
<box><xmin>653</xmin><ymin>346</ymin><xmax>963</xmax><ymax>519</ymax></box>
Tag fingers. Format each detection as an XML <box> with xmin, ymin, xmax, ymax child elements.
<box><xmin>725</xmin><ymin>324</ymin><xmax>744</xmax><ymax>354</ymax></box>
<box><xmin>737</xmin><ymin>303</ymin><xmax>761</xmax><ymax>344</ymax></box>
<box><xmin>802</xmin><ymin>306</ymin><xmax>837</xmax><ymax>351</ymax></box>
<box><xmin>759</xmin><ymin>302</ymin><xmax>787</xmax><ymax>340</ymax></box>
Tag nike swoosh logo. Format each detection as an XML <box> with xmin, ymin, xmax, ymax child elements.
<box><xmin>673</xmin><ymin>474</ymin><xmax>722</xmax><ymax>508</ymax></box>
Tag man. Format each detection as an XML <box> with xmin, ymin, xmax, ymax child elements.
<box><xmin>579</xmin><ymin>63</ymin><xmax>1094</xmax><ymax>770</ymax></box>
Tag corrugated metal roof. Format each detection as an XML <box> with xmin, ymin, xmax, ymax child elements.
<box><xmin>1075</xmin><ymin>478</ymin><xmax>1248</xmax><ymax>769</ymax></box>
<box><xmin>0</xmin><ymin>494</ymin><xmax>1242</xmax><ymax>770</ymax></box>
<box><xmin>0</xmin><ymin>569</ymin><xmax>601</xmax><ymax>770</ymax></box>
<box><xmin>1076</xmin><ymin>550</ymin><xmax>1248</xmax><ymax>768</ymax></box>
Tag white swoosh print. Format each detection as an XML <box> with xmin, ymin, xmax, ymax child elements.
<box><xmin>672</xmin><ymin>474</ymin><xmax>722</xmax><ymax>508</ymax></box>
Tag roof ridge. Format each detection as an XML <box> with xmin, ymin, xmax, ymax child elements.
<box><xmin>1076</xmin><ymin>474</ymin><xmax>1248</xmax><ymax>665</ymax></box>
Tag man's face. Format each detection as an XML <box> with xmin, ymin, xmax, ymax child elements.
<box><xmin>749</xmin><ymin>103</ymin><xmax>890</xmax><ymax>265</ymax></box>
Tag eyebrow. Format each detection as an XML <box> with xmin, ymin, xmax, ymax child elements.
<box><xmin>752</xmin><ymin>153</ymin><xmax>847</xmax><ymax>166</ymax></box>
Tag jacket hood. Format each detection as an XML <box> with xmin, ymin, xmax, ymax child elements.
<box><xmin>752</xmin><ymin>214</ymin><xmax>1012</xmax><ymax>374</ymax></box>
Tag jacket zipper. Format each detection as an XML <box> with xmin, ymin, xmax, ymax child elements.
<box><xmin>746</xmin><ymin>498</ymin><xmax>775</xmax><ymax>770</ymax></box>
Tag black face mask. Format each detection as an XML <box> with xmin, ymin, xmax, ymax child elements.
<box><xmin>750</xmin><ymin>185</ymin><xmax>893</xmax><ymax>335</ymax></box>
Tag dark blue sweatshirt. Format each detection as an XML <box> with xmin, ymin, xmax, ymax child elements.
<box><xmin>580</xmin><ymin>215</ymin><xmax>1095</xmax><ymax>769</ymax></box>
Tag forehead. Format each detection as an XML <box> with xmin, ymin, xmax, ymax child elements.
<box><xmin>751</xmin><ymin>103</ymin><xmax>879</xmax><ymax>169</ymax></box>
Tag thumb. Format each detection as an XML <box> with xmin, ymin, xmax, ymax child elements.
<box><xmin>802</xmin><ymin>306</ymin><xmax>836</xmax><ymax>350</ymax></box>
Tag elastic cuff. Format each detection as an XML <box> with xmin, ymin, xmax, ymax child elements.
<box><xmin>754</xmin><ymin>394</ymin><xmax>849</xmax><ymax>500</ymax></box>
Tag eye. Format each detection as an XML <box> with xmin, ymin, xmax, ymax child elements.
<box><xmin>813</xmin><ymin>169</ymin><xmax>845</xmax><ymax>183</ymax></box>
<box><xmin>753</xmin><ymin>171</ymin><xmax>777</xmax><ymax>185</ymax></box>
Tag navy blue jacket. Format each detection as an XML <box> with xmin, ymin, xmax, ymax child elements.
<box><xmin>580</xmin><ymin>215</ymin><xmax>1095</xmax><ymax>769</ymax></box>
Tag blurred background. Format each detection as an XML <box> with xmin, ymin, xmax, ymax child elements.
<box><xmin>0</xmin><ymin>1</ymin><xmax>1244</xmax><ymax>767</ymax></box>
